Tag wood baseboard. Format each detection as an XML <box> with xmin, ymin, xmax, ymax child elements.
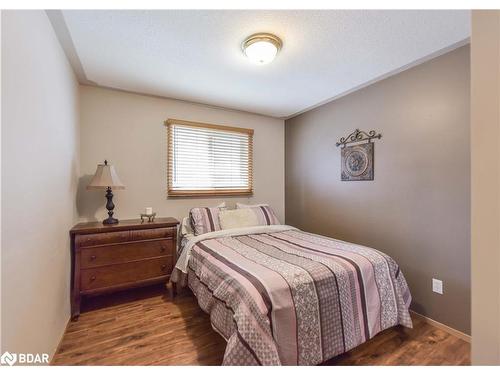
<box><xmin>410</xmin><ymin>310</ymin><xmax>471</xmax><ymax>343</ymax></box>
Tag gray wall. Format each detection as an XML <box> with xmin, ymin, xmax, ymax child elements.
<box><xmin>470</xmin><ymin>11</ymin><xmax>500</xmax><ymax>364</ymax></box>
<box><xmin>285</xmin><ymin>46</ymin><xmax>470</xmax><ymax>334</ymax></box>
<box><xmin>1</xmin><ymin>10</ymin><xmax>80</xmax><ymax>357</ymax></box>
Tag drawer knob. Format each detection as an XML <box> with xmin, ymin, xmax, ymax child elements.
<box><xmin>161</xmin><ymin>264</ymin><xmax>167</xmax><ymax>271</ymax></box>
<box><xmin>90</xmin><ymin>255</ymin><xmax>96</xmax><ymax>261</ymax></box>
<box><xmin>90</xmin><ymin>276</ymin><xmax>96</xmax><ymax>281</ymax></box>
<box><xmin>160</xmin><ymin>246</ymin><xmax>166</xmax><ymax>252</ymax></box>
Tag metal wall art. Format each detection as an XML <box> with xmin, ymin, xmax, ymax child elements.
<box><xmin>336</xmin><ymin>129</ymin><xmax>382</xmax><ymax>181</ymax></box>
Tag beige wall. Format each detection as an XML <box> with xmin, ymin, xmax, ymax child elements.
<box><xmin>78</xmin><ymin>86</ymin><xmax>284</xmax><ymax>223</ymax></box>
<box><xmin>471</xmin><ymin>10</ymin><xmax>500</xmax><ymax>365</ymax></box>
<box><xmin>285</xmin><ymin>46</ymin><xmax>470</xmax><ymax>334</ymax></box>
<box><xmin>1</xmin><ymin>10</ymin><xmax>80</xmax><ymax>358</ymax></box>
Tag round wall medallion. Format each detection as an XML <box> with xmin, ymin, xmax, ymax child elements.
<box><xmin>343</xmin><ymin>146</ymin><xmax>369</xmax><ymax>177</ymax></box>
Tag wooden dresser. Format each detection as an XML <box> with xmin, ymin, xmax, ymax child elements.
<box><xmin>70</xmin><ymin>217</ymin><xmax>179</xmax><ymax>320</ymax></box>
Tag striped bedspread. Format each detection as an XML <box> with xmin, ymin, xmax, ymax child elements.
<box><xmin>172</xmin><ymin>226</ymin><xmax>412</xmax><ymax>366</ymax></box>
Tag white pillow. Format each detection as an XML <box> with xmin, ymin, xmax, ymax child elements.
<box><xmin>236</xmin><ymin>202</ymin><xmax>270</xmax><ymax>208</ymax></box>
<box><xmin>219</xmin><ymin>208</ymin><xmax>259</xmax><ymax>230</ymax></box>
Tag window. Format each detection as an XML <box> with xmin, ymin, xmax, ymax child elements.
<box><xmin>166</xmin><ymin>119</ymin><xmax>254</xmax><ymax>197</ymax></box>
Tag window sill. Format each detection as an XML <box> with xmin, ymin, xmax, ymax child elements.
<box><xmin>167</xmin><ymin>189</ymin><xmax>253</xmax><ymax>198</ymax></box>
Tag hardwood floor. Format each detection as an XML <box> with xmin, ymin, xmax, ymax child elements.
<box><xmin>52</xmin><ymin>285</ymin><xmax>470</xmax><ymax>366</ymax></box>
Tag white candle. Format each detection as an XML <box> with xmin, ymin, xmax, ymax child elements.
<box><xmin>145</xmin><ymin>207</ymin><xmax>153</xmax><ymax>215</ymax></box>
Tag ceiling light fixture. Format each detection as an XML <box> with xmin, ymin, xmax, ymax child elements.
<box><xmin>242</xmin><ymin>33</ymin><xmax>282</xmax><ymax>65</ymax></box>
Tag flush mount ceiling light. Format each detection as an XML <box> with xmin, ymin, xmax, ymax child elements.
<box><xmin>242</xmin><ymin>33</ymin><xmax>282</xmax><ymax>65</ymax></box>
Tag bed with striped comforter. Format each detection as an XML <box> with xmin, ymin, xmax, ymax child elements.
<box><xmin>171</xmin><ymin>225</ymin><xmax>412</xmax><ymax>366</ymax></box>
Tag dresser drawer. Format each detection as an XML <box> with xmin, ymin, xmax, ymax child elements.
<box><xmin>80</xmin><ymin>256</ymin><xmax>173</xmax><ymax>291</ymax></box>
<box><xmin>129</xmin><ymin>227</ymin><xmax>175</xmax><ymax>241</ymax></box>
<box><xmin>76</xmin><ymin>231</ymin><xmax>130</xmax><ymax>247</ymax></box>
<box><xmin>80</xmin><ymin>239</ymin><xmax>174</xmax><ymax>268</ymax></box>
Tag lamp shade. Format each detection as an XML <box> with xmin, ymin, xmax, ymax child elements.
<box><xmin>87</xmin><ymin>160</ymin><xmax>125</xmax><ymax>190</ymax></box>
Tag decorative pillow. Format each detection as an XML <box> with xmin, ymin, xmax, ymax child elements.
<box><xmin>219</xmin><ymin>208</ymin><xmax>259</xmax><ymax>230</ymax></box>
<box><xmin>189</xmin><ymin>205</ymin><xmax>225</xmax><ymax>236</ymax></box>
<box><xmin>236</xmin><ymin>203</ymin><xmax>280</xmax><ymax>225</ymax></box>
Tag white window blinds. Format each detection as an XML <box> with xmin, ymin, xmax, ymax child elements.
<box><xmin>166</xmin><ymin>119</ymin><xmax>253</xmax><ymax>196</ymax></box>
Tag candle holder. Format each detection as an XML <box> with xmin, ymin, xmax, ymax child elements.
<box><xmin>140</xmin><ymin>212</ymin><xmax>156</xmax><ymax>223</ymax></box>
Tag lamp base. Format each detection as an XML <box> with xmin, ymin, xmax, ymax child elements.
<box><xmin>103</xmin><ymin>217</ymin><xmax>119</xmax><ymax>225</ymax></box>
<box><xmin>103</xmin><ymin>187</ymin><xmax>119</xmax><ymax>225</ymax></box>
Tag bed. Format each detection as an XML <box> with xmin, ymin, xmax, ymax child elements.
<box><xmin>171</xmin><ymin>212</ymin><xmax>412</xmax><ymax>366</ymax></box>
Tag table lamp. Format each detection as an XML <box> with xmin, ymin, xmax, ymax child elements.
<box><xmin>87</xmin><ymin>160</ymin><xmax>125</xmax><ymax>225</ymax></box>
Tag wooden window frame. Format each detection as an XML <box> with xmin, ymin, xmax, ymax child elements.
<box><xmin>165</xmin><ymin>118</ymin><xmax>254</xmax><ymax>197</ymax></box>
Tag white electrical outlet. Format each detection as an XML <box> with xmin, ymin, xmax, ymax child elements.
<box><xmin>432</xmin><ymin>278</ymin><xmax>443</xmax><ymax>294</ymax></box>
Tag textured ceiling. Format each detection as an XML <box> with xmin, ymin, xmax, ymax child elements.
<box><xmin>59</xmin><ymin>10</ymin><xmax>470</xmax><ymax>118</ymax></box>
